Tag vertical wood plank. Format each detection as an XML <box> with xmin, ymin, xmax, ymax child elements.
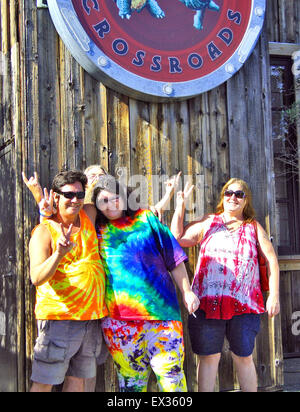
<box><xmin>36</xmin><ymin>6</ymin><xmax>60</xmax><ymax>184</ymax></box>
<box><xmin>0</xmin><ymin>0</ymin><xmax>19</xmax><ymax>393</ymax></box>
<box><xmin>10</xmin><ymin>0</ymin><xmax>25</xmax><ymax>392</ymax></box>
<box><xmin>129</xmin><ymin>99</ymin><xmax>152</xmax><ymax>207</ymax></box>
<box><xmin>107</xmin><ymin>91</ymin><xmax>130</xmax><ymax>176</ymax></box>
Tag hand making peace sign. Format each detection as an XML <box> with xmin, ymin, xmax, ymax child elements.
<box><xmin>56</xmin><ymin>223</ymin><xmax>75</xmax><ymax>257</ymax></box>
<box><xmin>164</xmin><ymin>171</ymin><xmax>182</xmax><ymax>195</ymax></box>
<box><xmin>175</xmin><ymin>181</ymin><xmax>195</xmax><ymax>208</ymax></box>
<box><xmin>39</xmin><ymin>187</ymin><xmax>55</xmax><ymax>217</ymax></box>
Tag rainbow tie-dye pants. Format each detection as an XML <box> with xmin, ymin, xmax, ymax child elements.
<box><xmin>101</xmin><ymin>318</ymin><xmax>187</xmax><ymax>392</ymax></box>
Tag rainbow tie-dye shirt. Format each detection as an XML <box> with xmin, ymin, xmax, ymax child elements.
<box><xmin>34</xmin><ymin>209</ymin><xmax>108</xmax><ymax>320</ymax></box>
<box><xmin>96</xmin><ymin>209</ymin><xmax>187</xmax><ymax>321</ymax></box>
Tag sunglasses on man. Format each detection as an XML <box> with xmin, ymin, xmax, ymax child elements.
<box><xmin>224</xmin><ymin>190</ymin><xmax>246</xmax><ymax>199</ymax></box>
<box><xmin>56</xmin><ymin>190</ymin><xmax>85</xmax><ymax>200</ymax></box>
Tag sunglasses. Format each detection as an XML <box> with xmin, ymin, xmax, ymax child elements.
<box><xmin>224</xmin><ymin>190</ymin><xmax>246</xmax><ymax>199</ymax></box>
<box><xmin>97</xmin><ymin>195</ymin><xmax>120</xmax><ymax>207</ymax></box>
<box><xmin>56</xmin><ymin>190</ymin><xmax>85</xmax><ymax>200</ymax></box>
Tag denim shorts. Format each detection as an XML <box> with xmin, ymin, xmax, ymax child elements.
<box><xmin>188</xmin><ymin>310</ymin><xmax>261</xmax><ymax>357</ymax></box>
<box><xmin>31</xmin><ymin>319</ymin><xmax>104</xmax><ymax>385</ymax></box>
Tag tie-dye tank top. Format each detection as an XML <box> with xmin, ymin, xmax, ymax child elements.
<box><xmin>96</xmin><ymin>209</ymin><xmax>188</xmax><ymax>321</ymax></box>
<box><xmin>34</xmin><ymin>209</ymin><xmax>108</xmax><ymax>320</ymax></box>
<box><xmin>192</xmin><ymin>214</ymin><xmax>265</xmax><ymax>320</ymax></box>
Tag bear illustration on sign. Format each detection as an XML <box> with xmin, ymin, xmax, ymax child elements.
<box><xmin>179</xmin><ymin>0</ymin><xmax>220</xmax><ymax>30</ymax></box>
<box><xmin>113</xmin><ymin>0</ymin><xmax>165</xmax><ymax>19</ymax></box>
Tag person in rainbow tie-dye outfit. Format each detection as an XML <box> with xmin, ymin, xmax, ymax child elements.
<box><xmin>92</xmin><ymin>175</ymin><xmax>200</xmax><ymax>392</ymax></box>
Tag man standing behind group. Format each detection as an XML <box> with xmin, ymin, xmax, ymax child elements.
<box><xmin>29</xmin><ymin>170</ymin><xmax>107</xmax><ymax>392</ymax></box>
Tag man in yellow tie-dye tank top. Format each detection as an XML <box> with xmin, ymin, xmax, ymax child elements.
<box><xmin>29</xmin><ymin>170</ymin><xmax>107</xmax><ymax>392</ymax></box>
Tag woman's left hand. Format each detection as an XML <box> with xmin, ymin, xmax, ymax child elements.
<box><xmin>183</xmin><ymin>290</ymin><xmax>200</xmax><ymax>315</ymax></box>
<box><xmin>164</xmin><ymin>171</ymin><xmax>182</xmax><ymax>195</ymax></box>
<box><xmin>266</xmin><ymin>294</ymin><xmax>280</xmax><ymax>317</ymax></box>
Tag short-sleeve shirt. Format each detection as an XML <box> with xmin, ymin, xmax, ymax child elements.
<box><xmin>96</xmin><ymin>209</ymin><xmax>188</xmax><ymax>321</ymax></box>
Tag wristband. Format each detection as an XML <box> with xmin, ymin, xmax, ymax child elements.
<box><xmin>39</xmin><ymin>211</ymin><xmax>53</xmax><ymax>218</ymax></box>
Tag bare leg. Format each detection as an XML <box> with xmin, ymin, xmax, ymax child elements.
<box><xmin>231</xmin><ymin>353</ymin><xmax>258</xmax><ymax>392</ymax></box>
<box><xmin>197</xmin><ymin>353</ymin><xmax>221</xmax><ymax>392</ymax></box>
<box><xmin>84</xmin><ymin>376</ymin><xmax>97</xmax><ymax>392</ymax></box>
<box><xmin>30</xmin><ymin>382</ymin><xmax>52</xmax><ymax>392</ymax></box>
<box><xmin>62</xmin><ymin>376</ymin><xmax>84</xmax><ymax>392</ymax></box>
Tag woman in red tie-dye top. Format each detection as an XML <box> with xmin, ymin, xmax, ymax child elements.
<box><xmin>171</xmin><ymin>178</ymin><xmax>280</xmax><ymax>393</ymax></box>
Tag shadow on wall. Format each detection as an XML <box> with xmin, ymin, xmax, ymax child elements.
<box><xmin>0</xmin><ymin>346</ymin><xmax>18</xmax><ymax>392</ymax></box>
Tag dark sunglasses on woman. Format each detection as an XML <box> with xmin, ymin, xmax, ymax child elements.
<box><xmin>224</xmin><ymin>190</ymin><xmax>246</xmax><ymax>199</ymax></box>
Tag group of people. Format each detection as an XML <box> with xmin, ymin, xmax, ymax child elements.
<box><xmin>22</xmin><ymin>165</ymin><xmax>280</xmax><ymax>392</ymax></box>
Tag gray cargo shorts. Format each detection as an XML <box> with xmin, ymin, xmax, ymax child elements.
<box><xmin>31</xmin><ymin>319</ymin><xmax>104</xmax><ymax>385</ymax></box>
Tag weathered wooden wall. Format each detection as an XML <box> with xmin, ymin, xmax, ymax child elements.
<box><xmin>267</xmin><ymin>0</ymin><xmax>300</xmax><ymax>359</ymax></box>
<box><xmin>0</xmin><ymin>0</ymin><xmax>26</xmax><ymax>391</ymax></box>
<box><xmin>0</xmin><ymin>0</ymin><xmax>299</xmax><ymax>391</ymax></box>
<box><xmin>267</xmin><ymin>0</ymin><xmax>300</xmax><ymax>43</ymax></box>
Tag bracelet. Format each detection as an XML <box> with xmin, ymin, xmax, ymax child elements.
<box><xmin>39</xmin><ymin>211</ymin><xmax>53</xmax><ymax>218</ymax></box>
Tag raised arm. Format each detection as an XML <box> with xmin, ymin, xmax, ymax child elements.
<box><xmin>171</xmin><ymin>181</ymin><xmax>205</xmax><ymax>247</ymax></box>
<box><xmin>83</xmin><ymin>203</ymin><xmax>97</xmax><ymax>227</ymax></box>
<box><xmin>153</xmin><ymin>172</ymin><xmax>182</xmax><ymax>220</ymax></box>
<box><xmin>256</xmin><ymin>222</ymin><xmax>280</xmax><ymax>317</ymax></box>
<box><xmin>22</xmin><ymin>171</ymin><xmax>43</xmax><ymax>204</ymax></box>
<box><xmin>22</xmin><ymin>171</ymin><xmax>56</xmax><ymax>221</ymax></box>
<box><xmin>170</xmin><ymin>181</ymin><xmax>193</xmax><ymax>238</ymax></box>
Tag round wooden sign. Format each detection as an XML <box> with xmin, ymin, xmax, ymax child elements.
<box><xmin>48</xmin><ymin>0</ymin><xmax>266</xmax><ymax>101</ymax></box>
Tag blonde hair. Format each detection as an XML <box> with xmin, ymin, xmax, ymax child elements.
<box><xmin>84</xmin><ymin>164</ymin><xmax>107</xmax><ymax>176</ymax></box>
<box><xmin>216</xmin><ymin>178</ymin><xmax>256</xmax><ymax>223</ymax></box>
